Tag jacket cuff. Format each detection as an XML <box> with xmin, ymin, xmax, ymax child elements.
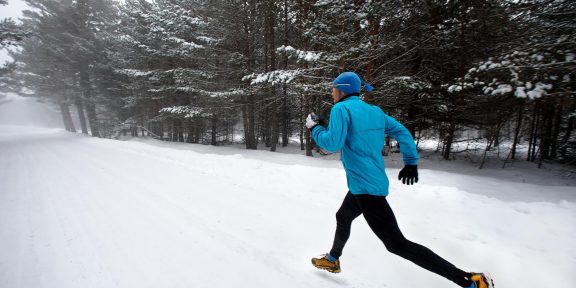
<box><xmin>309</xmin><ymin>124</ymin><xmax>322</xmax><ymax>132</ymax></box>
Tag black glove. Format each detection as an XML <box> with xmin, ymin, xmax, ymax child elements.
<box><xmin>311</xmin><ymin>113</ymin><xmax>326</xmax><ymax>127</ymax></box>
<box><xmin>306</xmin><ymin>113</ymin><xmax>326</xmax><ymax>131</ymax></box>
<box><xmin>398</xmin><ymin>165</ymin><xmax>418</xmax><ymax>185</ymax></box>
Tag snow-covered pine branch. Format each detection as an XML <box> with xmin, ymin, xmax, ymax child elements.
<box><xmin>447</xmin><ymin>46</ymin><xmax>575</xmax><ymax>99</ymax></box>
<box><xmin>159</xmin><ymin>106</ymin><xmax>204</xmax><ymax>118</ymax></box>
<box><xmin>276</xmin><ymin>46</ymin><xmax>322</xmax><ymax>62</ymax></box>
<box><xmin>242</xmin><ymin>69</ymin><xmax>303</xmax><ymax>86</ymax></box>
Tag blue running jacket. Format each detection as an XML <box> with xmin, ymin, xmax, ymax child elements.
<box><xmin>311</xmin><ymin>96</ymin><xmax>419</xmax><ymax>196</ymax></box>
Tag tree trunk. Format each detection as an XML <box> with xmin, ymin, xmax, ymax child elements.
<box><xmin>560</xmin><ymin>99</ymin><xmax>575</xmax><ymax>159</ymax></box>
<box><xmin>60</xmin><ymin>102</ymin><xmax>76</xmax><ymax>132</ymax></box>
<box><xmin>270</xmin><ymin>109</ymin><xmax>279</xmax><ymax>152</ymax></box>
<box><xmin>173</xmin><ymin>120</ymin><xmax>177</xmax><ymax>142</ymax></box>
<box><xmin>305</xmin><ymin>128</ymin><xmax>313</xmax><ymax>156</ymax></box>
<box><xmin>384</xmin><ymin>136</ymin><xmax>391</xmax><ymax>156</ymax></box>
<box><xmin>243</xmin><ymin>94</ymin><xmax>257</xmax><ymax>149</ymax></box>
<box><xmin>364</xmin><ymin>12</ymin><xmax>379</xmax><ymax>103</ymax></box>
<box><xmin>242</xmin><ymin>96</ymin><xmax>249</xmax><ymax>145</ymax></box>
<box><xmin>281</xmin><ymin>85</ymin><xmax>289</xmax><ymax>147</ymax></box>
<box><xmin>267</xmin><ymin>0</ymin><xmax>278</xmax><ymax>152</ymax></box>
<box><xmin>511</xmin><ymin>100</ymin><xmax>524</xmax><ymax>159</ymax></box>
<box><xmin>300</xmin><ymin>98</ymin><xmax>305</xmax><ymax>151</ymax></box>
<box><xmin>79</xmin><ymin>71</ymin><xmax>100</xmax><ymax>138</ymax></box>
<box><xmin>540</xmin><ymin>99</ymin><xmax>554</xmax><ymax>160</ymax></box>
<box><xmin>211</xmin><ymin>114</ymin><xmax>218</xmax><ymax>146</ymax></box>
<box><xmin>527</xmin><ymin>102</ymin><xmax>538</xmax><ymax>161</ymax></box>
<box><xmin>550</xmin><ymin>101</ymin><xmax>563</xmax><ymax>159</ymax></box>
<box><xmin>479</xmin><ymin>136</ymin><xmax>495</xmax><ymax>169</ymax></box>
<box><xmin>75</xmin><ymin>98</ymin><xmax>88</xmax><ymax>134</ymax></box>
<box><xmin>168</xmin><ymin>120</ymin><xmax>174</xmax><ymax>141</ymax></box>
<box><xmin>442</xmin><ymin>119</ymin><xmax>455</xmax><ymax>160</ymax></box>
<box><xmin>263</xmin><ymin>108</ymin><xmax>271</xmax><ymax>147</ymax></box>
<box><xmin>195</xmin><ymin>118</ymin><xmax>203</xmax><ymax>143</ymax></box>
<box><xmin>281</xmin><ymin>0</ymin><xmax>290</xmax><ymax>147</ymax></box>
<box><xmin>479</xmin><ymin>122</ymin><xmax>503</xmax><ymax>169</ymax></box>
<box><xmin>85</xmin><ymin>101</ymin><xmax>100</xmax><ymax>138</ymax></box>
<box><xmin>531</xmin><ymin>103</ymin><xmax>541</xmax><ymax>162</ymax></box>
<box><xmin>305</xmin><ymin>92</ymin><xmax>314</xmax><ymax>156</ymax></box>
<box><xmin>177</xmin><ymin>119</ymin><xmax>185</xmax><ymax>142</ymax></box>
<box><xmin>241</xmin><ymin>1</ymin><xmax>258</xmax><ymax>150</ymax></box>
<box><xmin>300</xmin><ymin>124</ymin><xmax>305</xmax><ymax>150</ymax></box>
<box><xmin>186</xmin><ymin>120</ymin><xmax>194</xmax><ymax>143</ymax></box>
<box><xmin>270</xmin><ymin>91</ymin><xmax>279</xmax><ymax>152</ymax></box>
<box><xmin>224</xmin><ymin>118</ymin><xmax>229</xmax><ymax>144</ymax></box>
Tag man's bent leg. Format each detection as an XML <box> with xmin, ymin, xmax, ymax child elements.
<box><xmin>356</xmin><ymin>194</ymin><xmax>472</xmax><ymax>287</ymax></box>
<box><xmin>329</xmin><ymin>191</ymin><xmax>362</xmax><ymax>259</ymax></box>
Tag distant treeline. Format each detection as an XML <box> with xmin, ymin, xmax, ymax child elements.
<box><xmin>2</xmin><ymin>0</ymin><xmax>575</xmax><ymax>165</ymax></box>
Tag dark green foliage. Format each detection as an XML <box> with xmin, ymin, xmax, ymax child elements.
<box><xmin>8</xmin><ymin>0</ymin><xmax>576</xmax><ymax>163</ymax></box>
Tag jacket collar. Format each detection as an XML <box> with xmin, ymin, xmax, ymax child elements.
<box><xmin>336</xmin><ymin>92</ymin><xmax>360</xmax><ymax>103</ymax></box>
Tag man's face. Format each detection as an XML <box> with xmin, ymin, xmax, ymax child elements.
<box><xmin>332</xmin><ymin>87</ymin><xmax>345</xmax><ymax>103</ymax></box>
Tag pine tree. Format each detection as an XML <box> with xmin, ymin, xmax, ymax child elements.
<box><xmin>450</xmin><ymin>0</ymin><xmax>576</xmax><ymax>164</ymax></box>
<box><xmin>0</xmin><ymin>0</ymin><xmax>27</xmax><ymax>79</ymax></box>
<box><xmin>15</xmin><ymin>0</ymin><xmax>119</xmax><ymax>136</ymax></box>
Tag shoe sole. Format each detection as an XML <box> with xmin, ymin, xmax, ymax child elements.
<box><xmin>311</xmin><ymin>259</ymin><xmax>341</xmax><ymax>273</ymax></box>
<box><xmin>474</xmin><ymin>273</ymin><xmax>495</xmax><ymax>288</ymax></box>
<box><xmin>484</xmin><ymin>273</ymin><xmax>495</xmax><ymax>288</ymax></box>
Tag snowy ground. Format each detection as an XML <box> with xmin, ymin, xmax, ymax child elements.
<box><xmin>1</xmin><ymin>93</ymin><xmax>575</xmax><ymax>288</ymax></box>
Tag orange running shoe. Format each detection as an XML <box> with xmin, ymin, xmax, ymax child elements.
<box><xmin>311</xmin><ymin>254</ymin><xmax>341</xmax><ymax>273</ymax></box>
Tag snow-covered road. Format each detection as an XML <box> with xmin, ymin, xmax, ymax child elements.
<box><xmin>1</xmin><ymin>124</ymin><xmax>575</xmax><ymax>288</ymax></box>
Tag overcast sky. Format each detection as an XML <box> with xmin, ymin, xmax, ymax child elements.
<box><xmin>0</xmin><ymin>0</ymin><xmax>27</xmax><ymax>19</ymax></box>
<box><xmin>1</xmin><ymin>0</ymin><xmax>29</xmax><ymax>64</ymax></box>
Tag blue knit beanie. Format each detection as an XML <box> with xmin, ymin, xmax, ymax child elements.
<box><xmin>333</xmin><ymin>72</ymin><xmax>374</xmax><ymax>95</ymax></box>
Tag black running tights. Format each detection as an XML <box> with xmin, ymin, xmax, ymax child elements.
<box><xmin>329</xmin><ymin>192</ymin><xmax>472</xmax><ymax>287</ymax></box>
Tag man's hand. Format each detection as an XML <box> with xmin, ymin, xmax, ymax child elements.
<box><xmin>398</xmin><ymin>165</ymin><xmax>418</xmax><ymax>185</ymax></box>
<box><xmin>306</xmin><ymin>113</ymin><xmax>321</xmax><ymax>130</ymax></box>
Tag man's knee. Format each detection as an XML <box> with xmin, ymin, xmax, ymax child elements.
<box><xmin>383</xmin><ymin>238</ymin><xmax>408</xmax><ymax>255</ymax></box>
<box><xmin>335</xmin><ymin>209</ymin><xmax>353</xmax><ymax>225</ymax></box>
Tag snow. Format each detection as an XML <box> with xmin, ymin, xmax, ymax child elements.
<box><xmin>490</xmin><ymin>84</ymin><xmax>512</xmax><ymax>95</ymax></box>
<box><xmin>205</xmin><ymin>89</ymin><xmax>245</xmax><ymax>98</ymax></box>
<box><xmin>526</xmin><ymin>83</ymin><xmax>553</xmax><ymax>99</ymax></box>
<box><xmin>159</xmin><ymin>106</ymin><xmax>203</xmax><ymax>118</ymax></box>
<box><xmin>0</xmin><ymin>0</ymin><xmax>28</xmax><ymax>64</ymax></box>
<box><xmin>447</xmin><ymin>85</ymin><xmax>462</xmax><ymax>93</ymax></box>
<box><xmin>515</xmin><ymin>86</ymin><xmax>527</xmax><ymax>98</ymax></box>
<box><xmin>243</xmin><ymin>69</ymin><xmax>301</xmax><ymax>85</ymax></box>
<box><xmin>1</xmin><ymin>95</ymin><xmax>576</xmax><ymax>288</ymax></box>
<box><xmin>388</xmin><ymin>77</ymin><xmax>429</xmax><ymax>90</ymax></box>
<box><xmin>482</xmin><ymin>86</ymin><xmax>493</xmax><ymax>94</ymax></box>
<box><xmin>0</xmin><ymin>93</ymin><xmax>61</xmax><ymax>127</ymax></box>
<box><xmin>488</xmin><ymin>63</ymin><xmax>501</xmax><ymax>69</ymax></box>
<box><xmin>115</xmin><ymin>69</ymin><xmax>154</xmax><ymax>77</ymax></box>
<box><xmin>149</xmin><ymin>86</ymin><xmax>201</xmax><ymax>93</ymax></box>
<box><xmin>531</xmin><ymin>54</ymin><xmax>544</xmax><ymax>62</ymax></box>
<box><xmin>277</xmin><ymin>45</ymin><xmax>321</xmax><ymax>62</ymax></box>
<box><xmin>197</xmin><ymin>36</ymin><xmax>218</xmax><ymax>44</ymax></box>
<box><xmin>168</xmin><ymin>37</ymin><xmax>203</xmax><ymax>50</ymax></box>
